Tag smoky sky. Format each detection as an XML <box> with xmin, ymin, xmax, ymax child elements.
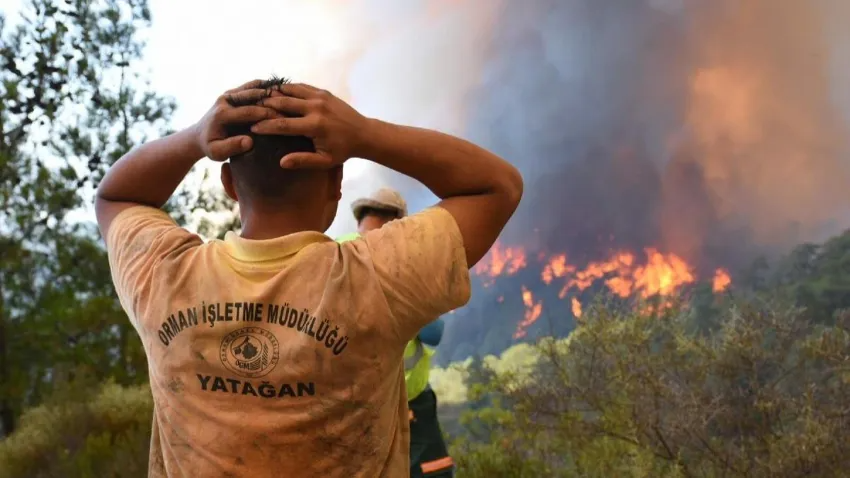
<box><xmin>463</xmin><ymin>0</ymin><xmax>689</xmax><ymax>263</ymax></box>
<box><xmin>335</xmin><ymin>0</ymin><xmax>850</xmax><ymax>274</ymax></box>
<box><xmin>450</xmin><ymin>0</ymin><xmax>850</xmax><ymax>272</ymax></box>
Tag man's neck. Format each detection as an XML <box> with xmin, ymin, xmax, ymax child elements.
<box><xmin>239</xmin><ymin>208</ymin><xmax>326</xmax><ymax>240</ymax></box>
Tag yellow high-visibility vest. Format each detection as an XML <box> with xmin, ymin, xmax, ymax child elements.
<box><xmin>335</xmin><ymin>232</ymin><xmax>360</xmax><ymax>243</ymax></box>
<box><xmin>403</xmin><ymin>338</ymin><xmax>434</xmax><ymax>401</ymax></box>
<box><xmin>337</xmin><ymin>232</ymin><xmax>432</xmax><ymax>401</ymax></box>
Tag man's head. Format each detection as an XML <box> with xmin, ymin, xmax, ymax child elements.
<box><xmin>220</xmin><ymin>77</ymin><xmax>343</xmax><ymax>232</ymax></box>
<box><xmin>352</xmin><ymin>188</ymin><xmax>407</xmax><ymax>233</ymax></box>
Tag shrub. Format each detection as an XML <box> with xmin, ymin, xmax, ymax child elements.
<box><xmin>0</xmin><ymin>380</ymin><xmax>153</xmax><ymax>478</ymax></box>
<box><xmin>451</xmin><ymin>299</ymin><xmax>850</xmax><ymax>477</ymax></box>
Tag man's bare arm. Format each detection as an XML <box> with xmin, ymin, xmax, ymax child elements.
<box><xmin>95</xmin><ymin>128</ymin><xmax>204</xmax><ymax>236</ymax></box>
<box><xmin>359</xmin><ymin>120</ymin><xmax>523</xmax><ymax>268</ymax></box>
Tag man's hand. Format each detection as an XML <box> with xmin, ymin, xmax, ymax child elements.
<box><xmin>96</xmin><ymin>80</ymin><xmax>281</xmax><ymax>236</ymax></box>
<box><xmin>193</xmin><ymin>80</ymin><xmax>281</xmax><ymax>161</ymax></box>
<box><xmin>249</xmin><ymin>83</ymin><xmax>369</xmax><ymax>169</ymax></box>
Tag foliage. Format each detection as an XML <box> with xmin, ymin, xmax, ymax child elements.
<box><xmin>761</xmin><ymin>231</ymin><xmax>850</xmax><ymax>324</ymax></box>
<box><xmin>0</xmin><ymin>378</ymin><xmax>152</xmax><ymax>478</ymax></box>
<box><xmin>451</xmin><ymin>298</ymin><xmax>850</xmax><ymax>477</ymax></box>
<box><xmin>0</xmin><ymin>0</ymin><xmax>177</xmax><ymax>437</ymax></box>
<box><xmin>431</xmin><ymin>343</ymin><xmax>545</xmax><ymax>407</ymax></box>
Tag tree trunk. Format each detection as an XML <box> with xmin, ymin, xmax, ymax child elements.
<box><xmin>0</xmin><ymin>292</ymin><xmax>15</xmax><ymax>436</ymax></box>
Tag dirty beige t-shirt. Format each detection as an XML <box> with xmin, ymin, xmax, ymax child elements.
<box><xmin>105</xmin><ymin>205</ymin><xmax>470</xmax><ymax>478</ymax></box>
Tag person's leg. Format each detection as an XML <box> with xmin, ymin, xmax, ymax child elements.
<box><xmin>409</xmin><ymin>406</ymin><xmax>427</xmax><ymax>478</ymax></box>
<box><xmin>409</xmin><ymin>387</ymin><xmax>454</xmax><ymax>477</ymax></box>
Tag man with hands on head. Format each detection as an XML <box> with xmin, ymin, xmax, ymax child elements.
<box><xmin>96</xmin><ymin>77</ymin><xmax>523</xmax><ymax>478</ymax></box>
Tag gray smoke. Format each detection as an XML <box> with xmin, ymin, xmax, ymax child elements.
<box><xmin>333</xmin><ymin>0</ymin><xmax>850</xmax><ymax>272</ymax></box>
<box><xmin>328</xmin><ymin>0</ymin><xmax>499</xmax><ymax>236</ymax></box>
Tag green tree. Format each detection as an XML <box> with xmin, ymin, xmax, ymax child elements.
<box><xmin>453</xmin><ymin>300</ymin><xmax>850</xmax><ymax>477</ymax></box>
<box><xmin>762</xmin><ymin>230</ymin><xmax>850</xmax><ymax>324</ymax></box>
<box><xmin>0</xmin><ymin>0</ymin><xmax>175</xmax><ymax>436</ymax></box>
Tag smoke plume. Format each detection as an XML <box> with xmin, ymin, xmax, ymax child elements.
<box><xmin>325</xmin><ymin>0</ymin><xmax>501</xmax><ymax>236</ymax></box>
<box><xmin>331</xmin><ymin>0</ymin><xmax>850</xmax><ymax>272</ymax></box>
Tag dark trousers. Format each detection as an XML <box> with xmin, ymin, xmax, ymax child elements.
<box><xmin>409</xmin><ymin>387</ymin><xmax>454</xmax><ymax>477</ymax></box>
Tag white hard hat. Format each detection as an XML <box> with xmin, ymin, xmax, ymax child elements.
<box><xmin>351</xmin><ymin>187</ymin><xmax>408</xmax><ymax>221</ymax></box>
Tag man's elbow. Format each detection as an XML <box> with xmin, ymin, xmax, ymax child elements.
<box><xmin>95</xmin><ymin>162</ymin><xmax>131</xmax><ymax>204</ymax></box>
<box><xmin>93</xmin><ymin>196</ymin><xmax>113</xmax><ymax>238</ymax></box>
<box><xmin>95</xmin><ymin>177</ymin><xmax>117</xmax><ymax>203</ymax></box>
<box><xmin>497</xmin><ymin>164</ymin><xmax>524</xmax><ymax>211</ymax></box>
<box><xmin>508</xmin><ymin>164</ymin><xmax>524</xmax><ymax>202</ymax></box>
<box><xmin>95</xmin><ymin>180</ymin><xmax>154</xmax><ymax>209</ymax></box>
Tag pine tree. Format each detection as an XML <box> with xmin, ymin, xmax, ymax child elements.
<box><xmin>0</xmin><ymin>0</ymin><xmax>174</xmax><ymax>436</ymax></box>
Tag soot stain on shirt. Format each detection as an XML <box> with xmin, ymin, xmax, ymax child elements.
<box><xmin>167</xmin><ymin>377</ymin><xmax>184</xmax><ymax>394</ymax></box>
<box><xmin>311</xmin><ymin>389</ymin><xmax>382</xmax><ymax>476</ymax></box>
<box><xmin>250</xmin><ymin>432</ymin><xmax>271</xmax><ymax>459</ymax></box>
<box><xmin>150</xmin><ymin>445</ymin><xmax>167</xmax><ymax>476</ymax></box>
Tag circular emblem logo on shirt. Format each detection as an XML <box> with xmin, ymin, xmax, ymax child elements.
<box><xmin>220</xmin><ymin>327</ymin><xmax>280</xmax><ymax>378</ymax></box>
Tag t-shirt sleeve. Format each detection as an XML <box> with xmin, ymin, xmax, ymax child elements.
<box><xmin>363</xmin><ymin>206</ymin><xmax>471</xmax><ymax>341</ymax></box>
<box><xmin>105</xmin><ymin>205</ymin><xmax>202</xmax><ymax>326</ymax></box>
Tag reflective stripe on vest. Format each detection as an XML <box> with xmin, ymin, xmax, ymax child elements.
<box><xmin>404</xmin><ymin>339</ymin><xmax>424</xmax><ymax>371</ymax></box>
<box><xmin>421</xmin><ymin>457</ymin><xmax>454</xmax><ymax>474</ymax></box>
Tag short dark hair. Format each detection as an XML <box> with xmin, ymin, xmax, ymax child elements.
<box><xmin>356</xmin><ymin>207</ymin><xmax>400</xmax><ymax>224</ymax></box>
<box><xmin>225</xmin><ymin>76</ymin><xmax>315</xmax><ymax>201</ymax></box>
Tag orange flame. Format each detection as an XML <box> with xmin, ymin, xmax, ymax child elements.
<box><xmin>712</xmin><ymin>268</ymin><xmax>732</xmax><ymax>292</ymax></box>
<box><xmin>473</xmin><ymin>241</ymin><xmax>527</xmax><ymax>287</ymax></box>
<box><xmin>554</xmin><ymin>249</ymin><xmax>697</xmax><ymax>299</ymax></box>
<box><xmin>474</xmin><ymin>242</ymin><xmax>732</xmax><ymax>340</ymax></box>
<box><xmin>632</xmin><ymin>249</ymin><xmax>695</xmax><ymax>297</ymax></box>
<box><xmin>541</xmin><ymin>253</ymin><xmax>575</xmax><ymax>284</ymax></box>
<box><xmin>571</xmin><ymin>297</ymin><xmax>582</xmax><ymax>318</ymax></box>
<box><xmin>513</xmin><ymin>286</ymin><xmax>542</xmax><ymax>339</ymax></box>
<box><xmin>564</xmin><ymin>252</ymin><xmax>634</xmax><ymax>292</ymax></box>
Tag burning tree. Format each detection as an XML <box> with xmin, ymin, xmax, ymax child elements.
<box><xmin>436</xmin><ymin>241</ymin><xmax>733</xmax><ymax>365</ymax></box>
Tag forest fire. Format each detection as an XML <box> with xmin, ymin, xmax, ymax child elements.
<box><xmin>712</xmin><ymin>269</ymin><xmax>732</xmax><ymax>293</ymax></box>
<box><xmin>473</xmin><ymin>242</ymin><xmax>732</xmax><ymax>339</ymax></box>
<box><xmin>474</xmin><ymin>243</ymin><xmax>527</xmax><ymax>287</ymax></box>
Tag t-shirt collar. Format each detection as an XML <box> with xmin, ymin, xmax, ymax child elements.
<box><xmin>222</xmin><ymin>230</ymin><xmax>331</xmax><ymax>262</ymax></box>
